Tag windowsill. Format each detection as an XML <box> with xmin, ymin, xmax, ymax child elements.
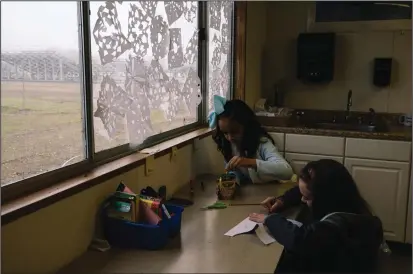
<box><xmin>1</xmin><ymin>127</ymin><xmax>212</xmax><ymax>225</ymax></box>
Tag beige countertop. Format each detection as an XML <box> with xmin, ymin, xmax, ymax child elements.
<box><xmin>58</xmin><ymin>179</ymin><xmax>299</xmax><ymax>274</ymax></box>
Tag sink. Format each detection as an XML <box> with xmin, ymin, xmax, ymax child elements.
<box><xmin>304</xmin><ymin>122</ymin><xmax>387</xmax><ymax>133</ymax></box>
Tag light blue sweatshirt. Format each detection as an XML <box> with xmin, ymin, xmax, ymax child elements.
<box><xmin>228</xmin><ymin>137</ymin><xmax>293</xmax><ymax>184</ymax></box>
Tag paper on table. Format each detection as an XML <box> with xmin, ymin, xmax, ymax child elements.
<box><xmin>256</xmin><ymin>219</ymin><xmax>302</xmax><ymax>245</ymax></box>
<box><xmin>255</xmin><ymin>224</ymin><xmax>276</xmax><ymax>245</ymax></box>
<box><xmin>225</xmin><ymin>217</ymin><xmax>304</xmax><ymax>245</ymax></box>
<box><xmin>225</xmin><ymin>218</ymin><xmax>275</xmax><ymax>245</ymax></box>
<box><xmin>224</xmin><ymin>217</ymin><xmax>258</xmax><ymax>237</ymax></box>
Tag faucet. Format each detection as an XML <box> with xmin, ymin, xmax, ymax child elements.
<box><xmin>346</xmin><ymin>90</ymin><xmax>352</xmax><ymax>120</ymax></box>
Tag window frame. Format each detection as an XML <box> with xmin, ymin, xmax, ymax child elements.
<box><xmin>1</xmin><ymin>1</ymin><xmax>234</xmax><ymax>203</ymax></box>
<box><xmin>233</xmin><ymin>1</ymin><xmax>246</xmax><ymax>101</ymax></box>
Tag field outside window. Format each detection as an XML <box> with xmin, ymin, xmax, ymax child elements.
<box><xmin>1</xmin><ymin>2</ymin><xmax>85</xmax><ymax>186</ymax></box>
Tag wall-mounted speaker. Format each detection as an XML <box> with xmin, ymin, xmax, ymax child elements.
<box><xmin>373</xmin><ymin>58</ymin><xmax>392</xmax><ymax>87</ymax></box>
<box><xmin>296</xmin><ymin>32</ymin><xmax>336</xmax><ymax>83</ymax></box>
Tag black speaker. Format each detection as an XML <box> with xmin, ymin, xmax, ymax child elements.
<box><xmin>373</xmin><ymin>58</ymin><xmax>392</xmax><ymax>87</ymax></box>
<box><xmin>297</xmin><ymin>33</ymin><xmax>335</xmax><ymax>83</ymax></box>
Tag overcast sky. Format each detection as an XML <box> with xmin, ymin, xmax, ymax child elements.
<box><xmin>1</xmin><ymin>2</ymin><xmax>80</xmax><ymax>52</ymax></box>
<box><xmin>1</xmin><ymin>1</ymin><xmax>198</xmax><ymax>61</ymax></box>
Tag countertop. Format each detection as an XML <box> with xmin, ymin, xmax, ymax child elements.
<box><xmin>58</xmin><ymin>178</ymin><xmax>299</xmax><ymax>274</ymax></box>
<box><xmin>264</xmin><ymin>125</ymin><xmax>412</xmax><ymax>141</ymax></box>
<box><xmin>258</xmin><ymin>114</ymin><xmax>412</xmax><ymax>141</ymax></box>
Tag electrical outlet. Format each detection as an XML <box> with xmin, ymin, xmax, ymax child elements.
<box><xmin>145</xmin><ymin>155</ymin><xmax>155</xmax><ymax>176</ymax></box>
<box><xmin>171</xmin><ymin>146</ymin><xmax>178</xmax><ymax>161</ymax></box>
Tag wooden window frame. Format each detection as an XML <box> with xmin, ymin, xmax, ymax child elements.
<box><xmin>233</xmin><ymin>1</ymin><xmax>247</xmax><ymax>101</ymax></box>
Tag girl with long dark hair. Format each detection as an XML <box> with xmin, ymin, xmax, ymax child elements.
<box><xmin>208</xmin><ymin>95</ymin><xmax>293</xmax><ymax>184</ymax></box>
<box><xmin>250</xmin><ymin>159</ymin><xmax>384</xmax><ymax>273</ymax></box>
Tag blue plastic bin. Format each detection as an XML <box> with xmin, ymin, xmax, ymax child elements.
<box><xmin>103</xmin><ymin>204</ymin><xmax>184</xmax><ymax>250</ymax></box>
<box><xmin>104</xmin><ymin>217</ymin><xmax>168</xmax><ymax>250</ymax></box>
<box><xmin>163</xmin><ymin>204</ymin><xmax>184</xmax><ymax>238</ymax></box>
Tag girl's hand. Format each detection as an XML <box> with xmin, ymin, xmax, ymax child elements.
<box><xmin>261</xmin><ymin>197</ymin><xmax>276</xmax><ymax>211</ymax></box>
<box><xmin>226</xmin><ymin>156</ymin><xmax>256</xmax><ymax>170</ymax></box>
<box><xmin>261</xmin><ymin>197</ymin><xmax>284</xmax><ymax>213</ymax></box>
<box><xmin>249</xmin><ymin>213</ymin><xmax>266</xmax><ymax>223</ymax></box>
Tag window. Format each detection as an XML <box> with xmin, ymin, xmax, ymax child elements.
<box><xmin>207</xmin><ymin>2</ymin><xmax>234</xmax><ymax>115</ymax></box>
<box><xmin>90</xmin><ymin>1</ymin><xmax>202</xmax><ymax>152</ymax></box>
<box><xmin>1</xmin><ymin>2</ymin><xmax>85</xmax><ymax>186</ymax></box>
<box><xmin>1</xmin><ymin>1</ymin><xmax>234</xmax><ymax>200</ymax></box>
<box><xmin>315</xmin><ymin>1</ymin><xmax>412</xmax><ymax>23</ymax></box>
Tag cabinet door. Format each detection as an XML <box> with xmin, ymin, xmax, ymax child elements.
<box><xmin>285</xmin><ymin>134</ymin><xmax>345</xmax><ymax>156</ymax></box>
<box><xmin>345</xmin><ymin>158</ymin><xmax>410</xmax><ymax>243</ymax></box>
<box><xmin>268</xmin><ymin>132</ymin><xmax>285</xmax><ymax>152</ymax></box>
<box><xmin>405</xmin><ymin>184</ymin><xmax>412</xmax><ymax>244</ymax></box>
<box><xmin>285</xmin><ymin>153</ymin><xmax>343</xmax><ymax>174</ymax></box>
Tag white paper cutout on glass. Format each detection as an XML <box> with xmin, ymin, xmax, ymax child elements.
<box><xmin>208</xmin><ymin>1</ymin><xmax>234</xmax><ymax>114</ymax></box>
<box><xmin>184</xmin><ymin>30</ymin><xmax>198</xmax><ymax>65</ymax></box>
<box><xmin>165</xmin><ymin>1</ymin><xmax>184</xmax><ymax>26</ymax></box>
<box><xmin>182</xmin><ymin>68</ymin><xmax>202</xmax><ymax>116</ymax></box>
<box><xmin>93</xmin><ymin>2</ymin><xmax>132</xmax><ymax>65</ymax></box>
<box><xmin>209</xmin><ymin>2</ymin><xmax>222</xmax><ymax>31</ymax></box>
<box><xmin>128</xmin><ymin>4</ymin><xmax>151</xmax><ymax>59</ymax></box>
<box><xmin>183</xmin><ymin>2</ymin><xmax>197</xmax><ymax>23</ymax></box>
<box><xmin>91</xmin><ymin>1</ymin><xmax>203</xmax><ymax>146</ymax></box>
<box><xmin>150</xmin><ymin>15</ymin><xmax>170</xmax><ymax>60</ymax></box>
<box><xmin>164</xmin><ymin>78</ymin><xmax>181</xmax><ymax>121</ymax></box>
<box><xmin>168</xmin><ymin>28</ymin><xmax>184</xmax><ymax>69</ymax></box>
<box><xmin>94</xmin><ymin>75</ymin><xmax>133</xmax><ymax>138</ymax></box>
<box><xmin>211</xmin><ymin>34</ymin><xmax>222</xmax><ymax>69</ymax></box>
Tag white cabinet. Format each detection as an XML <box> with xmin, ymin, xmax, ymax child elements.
<box><xmin>285</xmin><ymin>134</ymin><xmax>345</xmax><ymax>156</ymax></box>
<box><xmin>346</xmin><ymin>138</ymin><xmax>411</xmax><ymax>162</ymax></box>
<box><xmin>268</xmin><ymin>132</ymin><xmax>285</xmax><ymax>152</ymax></box>
<box><xmin>406</xmin><ymin>185</ymin><xmax>412</xmax><ymax>244</ymax></box>
<box><xmin>268</xmin><ymin>132</ymin><xmax>285</xmax><ymax>156</ymax></box>
<box><xmin>285</xmin><ymin>153</ymin><xmax>343</xmax><ymax>174</ymax></box>
<box><xmin>284</xmin><ymin>134</ymin><xmax>344</xmax><ymax>174</ymax></box>
<box><xmin>345</xmin><ymin>158</ymin><xmax>410</xmax><ymax>243</ymax></box>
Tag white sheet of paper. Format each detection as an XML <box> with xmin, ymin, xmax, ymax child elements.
<box><xmin>224</xmin><ymin>217</ymin><xmax>258</xmax><ymax>237</ymax></box>
<box><xmin>255</xmin><ymin>224</ymin><xmax>276</xmax><ymax>245</ymax></box>
<box><xmin>225</xmin><ymin>217</ymin><xmax>304</xmax><ymax>245</ymax></box>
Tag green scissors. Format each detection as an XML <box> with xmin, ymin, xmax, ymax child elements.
<box><xmin>201</xmin><ymin>201</ymin><xmax>228</xmax><ymax>210</ymax></box>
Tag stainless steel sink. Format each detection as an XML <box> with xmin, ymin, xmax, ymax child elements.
<box><xmin>305</xmin><ymin>122</ymin><xmax>387</xmax><ymax>132</ymax></box>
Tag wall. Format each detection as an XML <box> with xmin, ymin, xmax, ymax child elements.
<box><xmin>244</xmin><ymin>1</ymin><xmax>268</xmax><ymax>108</ymax></box>
<box><xmin>262</xmin><ymin>1</ymin><xmax>412</xmax><ymax>113</ymax></box>
<box><xmin>2</xmin><ymin>137</ymin><xmax>223</xmax><ymax>274</ymax></box>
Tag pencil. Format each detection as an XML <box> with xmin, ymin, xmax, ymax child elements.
<box><xmin>229</xmin><ymin>203</ymin><xmax>261</xmax><ymax>206</ymax></box>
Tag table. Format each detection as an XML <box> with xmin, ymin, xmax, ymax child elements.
<box><xmin>59</xmin><ymin>178</ymin><xmax>299</xmax><ymax>273</ymax></box>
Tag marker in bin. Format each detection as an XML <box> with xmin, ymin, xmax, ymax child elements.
<box><xmin>162</xmin><ymin>204</ymin><xmax>171</xmax><ymax>219</ymax></box>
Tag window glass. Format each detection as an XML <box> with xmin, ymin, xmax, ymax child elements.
<box><xmin>207</xmin><ymin>1</ymin><xmax>234</xmax><ymax>115</ymax></box>
<box><xmin>1</xmin><ymin>2</ymin><xmax>85</xmax><ymax>185</ymax></box>
<box><xmin>90</xmin><ymin>1</ymin><xmax>201</xmax><ymax>150</ymax></box>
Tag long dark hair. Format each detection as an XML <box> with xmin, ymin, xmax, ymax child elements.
<box><xmin>300</xmin><ymin>159</ymin><xmax>372</xmax><ymax>220</ymax></box>
<box><xmin>212</xmin><ymin>99</ymin><xmax>274</xmax><ymax>162</ymax></box>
